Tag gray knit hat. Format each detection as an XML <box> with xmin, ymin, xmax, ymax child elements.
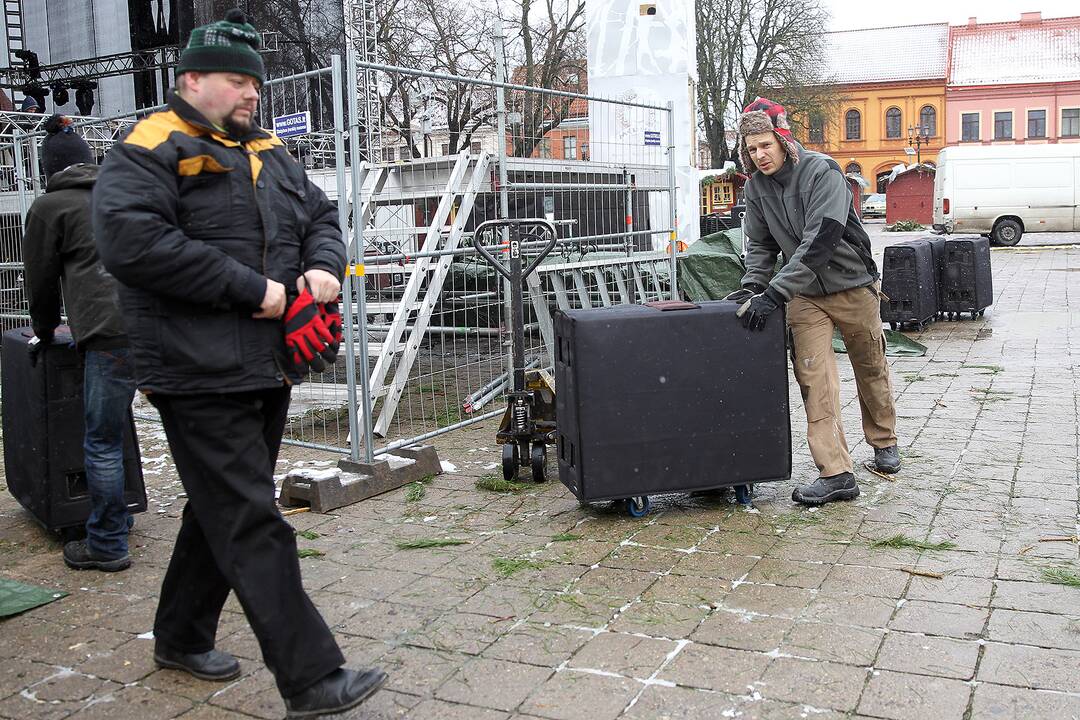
<box><xmin>737</xmin><ymin>96</ymin><xmax>800</xmax><ymax>173</ymax></box>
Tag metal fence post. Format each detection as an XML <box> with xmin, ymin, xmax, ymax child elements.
<box><xmin>13</xmin><ymin>132</ymin><xmax>28</xmax><ymax>221</ymax></box>
<box><xmin>347</xmin><ymin>51</ymin><xmax>376</xmax><ymax>463</ymax></box>
<box><xmin>666</xmin><ymin>101</ymin><xmax>678</xmax><ymax>299</ymax></box>
<box><xmin>330</xmin><ymin>54</ymin><xmax>362</xmax><ymax>462</ymax></box>
<box><xmin>494</xmin><ymin>19</ymin><xmax>515</xmax><ymax>384</ymax></box>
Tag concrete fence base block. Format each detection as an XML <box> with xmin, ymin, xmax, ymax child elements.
<box><xmin>278</xmin><ymin>445</ymin><xmax>442</xmax><ymax>513</ymax></box>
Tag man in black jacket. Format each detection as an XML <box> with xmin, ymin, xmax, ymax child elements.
<box><xmin>22</xmin><ymin>114</ymin><xmax>135</xmax><ymax>572</ymax></box>
<box><xmin>93</xmin><ymin>11</ymin><xmax>385</xmax><ymax>718</ymax></box>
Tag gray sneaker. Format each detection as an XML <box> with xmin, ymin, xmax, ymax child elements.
<box><xmin>873</xmin><ymin>445</ymin><xmax>901</xmax><ymax>474</ymax></box>
<box><xmin>792</xmin><ymin>472</ymin><xmax>860</xmax><ymax>506</ymax></box>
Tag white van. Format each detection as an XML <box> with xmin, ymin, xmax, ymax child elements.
<box><xmin>933</xmin><ymin>144</ymin><xmax>1080</xmax><ymax>246</ymax></box>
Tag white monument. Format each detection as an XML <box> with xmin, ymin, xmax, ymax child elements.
<box><xmin>586</xmin><ymin>0</ymin><xmax>699</xmax><ymax>248</ymax></box>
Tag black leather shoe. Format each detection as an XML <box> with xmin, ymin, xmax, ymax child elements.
<box><xmin>873</xmin><ymin>445</ymin><xmax>901</xmax><ymax>474</ymax></box>
<box><xmin>792</xmin><ymin>472</ymin><xmax>860</xmax><ymax>506</ymax></box>
<box><xmin>284</xmin><ymin>667</ymin><xmax>388</xmax><ymax>719</ymax></box>
<box><xmin>153</xmin><ymin>640</ymin><xmax>241</xmax><ymax>681</ymax></box>
<box><xmin>63</xmin><ymin>540</ymin><xmax>130</xmax><ymax>572</ymax></box>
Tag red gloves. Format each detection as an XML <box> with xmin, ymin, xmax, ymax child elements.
<box><xmin>319</xmin><ymin>299</ymin><xmax>342</xmax><ymax>345</ymax></box>
<box><xmin>284</xmin><ymin>288</ymin><xmax>337</xmax><ymax>373</ymax></box>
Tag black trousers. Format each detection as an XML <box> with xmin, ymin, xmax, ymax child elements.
<box><xmin>149</xmin><ymin>387</ymin><xmax>344</xmax><ymax>697</ymax></box>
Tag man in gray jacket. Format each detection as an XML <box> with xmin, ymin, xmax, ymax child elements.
<box><xmin>728</xmin><ymin>97</ymin><xmax>899</xmax><ymax>505</ymax></box>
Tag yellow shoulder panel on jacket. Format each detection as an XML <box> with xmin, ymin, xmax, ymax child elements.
<box><xmin>123</xmin><ymin>111</ymin><xmax>200</xmax><ymax>151</ymax></box>
<box><xmin>246</xmin><ymin>134</ymin><xmax>285</xmax><ymax>154</ymax></box>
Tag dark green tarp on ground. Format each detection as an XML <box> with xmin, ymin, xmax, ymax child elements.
<box><xmin>0</xmin><ymin>577</ymin><xmax>67</xmax><ymax>618</ymax></box>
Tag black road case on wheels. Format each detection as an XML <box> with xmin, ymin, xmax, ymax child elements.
<box><xmin>880</xmin><ymin>239</ymin><xmax>939</xmax><ymax>331</ymax></box>
<box><xmin>940</xmin><ymin>237</ymin><xmax>993</xmax><ymax>320</ymax></box>
<box><xmin>1</xmin><ymin>327</ymin><xmax>146</xmax><ymax>536</ymax></box>
<box><xmin>554</xmin><ymin>300</ymin><xmax>791</xmax><ymax>515</ymax></box>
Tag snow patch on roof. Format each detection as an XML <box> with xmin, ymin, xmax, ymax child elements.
<box><xmin>823</xmin><ymin>24</ymin><xmax>949</xmax><ymax>85</ymax></box>
<box><xmin>949</xmin><ymin>17</ymin><xmax>1080</xmax><ymax>86</ymax></box>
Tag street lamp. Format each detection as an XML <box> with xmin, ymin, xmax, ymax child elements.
<box><xmin>907</xmin><ymin>124</ymin><xmax>930</xmax><ymax>164</ymax></box>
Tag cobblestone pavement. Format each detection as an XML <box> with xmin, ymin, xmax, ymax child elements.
<box><xmin>1</xmin><ymin>237</ymin><xmax>1078</xmax><ymax>719</ymax></box>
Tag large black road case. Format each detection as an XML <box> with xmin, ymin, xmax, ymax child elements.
<box><xmin>2</xmin><ymin>327</ymin><xmax>146</xmax><ymax>536</ymax></box>
<box><xmin>880</xmin><ymin>239</ymin><xmax>939</xmax><ymax>331</ymax></box>
<box><xmin>940</xmin><ymin>237</ymin><xmax>993</xmax><ymax>320</ymax></box>
<box><xmin>554</xmin><ymin>300</ymin><xmax>791</xmax><ymax>516</ymax></box>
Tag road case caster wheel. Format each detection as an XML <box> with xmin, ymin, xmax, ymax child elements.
<box><xmin>530</xmin><ymin>443</ymin><xmax>547</xmax><ymax>483</ymax></box>
<box><xmin>502</xmin><ymin>443</ymin><xmax>519</xmax><ymax>481</ymax></box>
<box><xmin>625</xmin><ymin>496</ymin><xmax>651</xmax><ymax>518</ymax></box>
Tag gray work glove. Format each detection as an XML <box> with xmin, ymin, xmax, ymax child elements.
<box><xmin>722</xmin><ymin>288</ymin><xmax>756</xmax><ymax>304</ymax></box>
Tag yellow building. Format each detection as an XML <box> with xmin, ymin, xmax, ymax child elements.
<box><xmin>802</xmin><ymin>24</ymin><xmax>949</xmax><ymax>193</ymax></box>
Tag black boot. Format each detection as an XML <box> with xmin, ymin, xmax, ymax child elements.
<box><xmin>154</xmin><ymin>640</ymin><xmax>241</xmax><ymax>681</ymax></box>
<box><xmin>873</xmin><ymin>445</ymin><xmax>901</xmax><ymax>474</ymax></box>
<box><xmin>792</xmin><ymin>472</ymin><xmax>860</xmax><ymax>506</ymax></box>
<box><xmin>284</xmin><ymin>667</ymin><xmax>387</xmax><ymax>719</ymax></box>
<box><xmin>63</xmin><ymin>540</ymin><xmax>131</xmax><ymax>572</ymax></box>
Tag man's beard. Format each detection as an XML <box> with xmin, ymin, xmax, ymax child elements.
<box><xmin>224</xmin><ymin>109</ymin><xmax>253</xmax><ymax>137</ymax></box>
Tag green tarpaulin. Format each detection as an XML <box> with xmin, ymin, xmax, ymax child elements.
<box><xmin>834</xmin><ymin>329</ymin><xmax>927</xmax><ymax>357</ymax></box>
<box><xmin>0</xmin><ymin>577</ymin><xmax>67</xmax><ymax>618</ymax></box>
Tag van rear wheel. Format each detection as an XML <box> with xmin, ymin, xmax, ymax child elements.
<box><xmin>991</xmin><ymin>219</ymin><xmax>1022</xmax><ymax>247</ymax></box>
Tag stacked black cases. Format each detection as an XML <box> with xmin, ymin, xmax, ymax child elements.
<box><xmin>554</xmin><ymin>301</ymin><xmax>791</xmax><ymax>505</ymax></box>
<box><xmin>1</xmin><ymin>327</ymin><xmax>146</xmax><ymax>535</ymax></box>
<box><xmin>922</xmin><ymin>236</ymin><xmax>947</xmax><ymax>318</ymax></box>
<box><xmin>880</xmin><ymin>239</ymin><xmax>939</xmax><ymax>330</ymax></box>
<box><xmin>940</xmin><ymin>237</ymin><xmax>993</xmax><ymax>319</ymax></box>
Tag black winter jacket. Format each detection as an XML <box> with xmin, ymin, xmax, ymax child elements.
<box><xmin>22</xmin><ymin>164</ymin><xmax>128</xmax><ymax>350</ymax></box>
<box><xmin>93</xmin><ymin>91</ymin><xmax>346</xmax><ymax>394</ymax></box>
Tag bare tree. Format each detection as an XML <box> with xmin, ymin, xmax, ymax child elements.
<box><xmin>696</xmin><ymin>0</ymin><xmax>834</xmax><ymax>167</ymax></box>
<box><xmin>499</xmin><ymin>0</ymin><xmax>586</xmax><ymax>158</ymax></box>
<box><xmin>376</xmin><ymin>0</ymin><xmax>498</xmax><ymax>158</ymax></box>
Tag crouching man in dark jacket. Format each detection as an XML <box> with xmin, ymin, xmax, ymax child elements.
<box><xmin>23</xmin><ymin>115</ymin><xmax>136</xmax><ymax>572</ymax></box>
<box><xmin>728</xmin><ymin>98</ymin><xmax>900</xmax><ymax>506</ymax></box>
<box><xmin>93</xmin><ymin>11</ymin><xmax>385</xmax><ymax>718</ymax></box>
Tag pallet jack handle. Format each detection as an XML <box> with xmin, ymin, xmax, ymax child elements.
<box><xmin>471</xmin><ymin>218</ymin><xmax>560</xmax><ymax>280</ymax></box>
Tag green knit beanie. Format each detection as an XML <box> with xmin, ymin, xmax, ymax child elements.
<box><xmin>177</xmin><ymin>9</ymin><xmax>264</xmax><ymax>82</ymax></box>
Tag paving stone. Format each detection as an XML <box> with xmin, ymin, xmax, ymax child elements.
<box><xmin>977</xmin><ymin>642</ymin><xmax>1080</xmax><ymax>692</ymax></box>
<box><xmin>64</xmin><ymin>685</ymin><xmax>193</xmax><ymax>719</ymax></box>
<box><xmin>746</xmin><ymin>558</ymin><xmax>830</xmax><ymax>589</ymax></box>
<box><xmin>987</xmin><ymin>608</ymin><xmax>1080</xmax><ymax>651</ymax></box>
<box><xmin>691</xmin><ymin>610</ymin><xmax>795</xmax><ymax>652</ymax></box>
<box><xmin>378</xmin><ymin>645</ymin><xmax>464</xmax><ymax>696</ymax></box>
<box><xmin>600</xmin><ymin>544</ymin><xmax>685</xmax><ymax>573</ymax></box>
<box><xmin>518</xmin><ymin>670</ymin><xmax>639</xmax><ymax>720</ymax></box>
<box><xmin>819</xmin><ymin>564</ymin><xmax>909</xmax><ymax>598</ymax></box>
<box><xmin>607</xmin><ymin>600</ymin><xmax>709</xmax><ymax>638</ymax></box>
<box><xmin>659</xmin><ymin>642</ymin><xmax>768</xmax><ymax>694</ymax></box>
<box><xmin>857</xmin><ymin>670</ymin><xmax>970</xmax><ymax>720</ymax></box>
<box><xmin>889</xmin><ymin>600</ymin><xmax>988</xmax><ymax>639</ymax></box>
<box><xmin>410</xmin><ymin>611</ymin><xmax>513</xmax><ymax>655</ymax></box>
<box><xmin>905</xmin><ymin>573</ymin><xmax>993</xmax><ymax>606</ymax></box>
<box><xmin>403</xmin><ymin>699</ymin><xmax>509</xmax><ymax>720</ymax></box>
<box><xmin>75</xmin><ymin>637</ymin><xmax>159</xmax><ymax>685</ymax></box>
<box><xmin>779</xmin><ymin>622</ymin><xmax>883</xmax><ymax>665</ymax></box>
<box><xmin>992</xmin><ymin>580</ymin><xmax>1080</xmax><ymax>615</ymax></box>
<box><xmin>802</xmin><ymin>592</ymin><xmax>897</xmax><ymax>628</ymax></box>
<box><xmin>669</xmin><ymin>551</ymin><xmax>759</xmax><ymax>580</ymax></box>
<box><xmin>722</xmin><ymin>583</ymin><xmax>816</xmax><ymax>619</ymax></box>
<box><xmin>971</xmin><ymin>682</ymin><xmax>1080</xmax><ymax>719</ymax></box>
<box><xmin>875</xmin><ymin>632</ymin><xmax>981</xmax><ymax>679</ymax></box>
<box><xmin>620</xmin><ymin>684</ymin><xmax>743</xmax><ymax>719</ymax></box>
<box><xmin>640</xmin><ymin>573</ymin><xmax>728</xmax><ymax>606</ymax></box>
<box><xmin>571</xmin><ymin>566</ymin><xmax>656</xmax><ymax>598</ymax></box>
<box><xmin>435</xmin><ymin>657</ymin><xmax>553</xmax><ymax>712</ymax></box>
<box><xmin>568</xmin><ymin>632</ymin><xmax>677</xmax><ymax>678</ymax></box>
<box><xmin>483</xmin><ymin>623</ymin><xmax>594</xmax><ymax>668</ymax></box>
<box><xmin>758</xmin><ymin>657</ymin><xmax>866</xmax><ymax>711</ymax></box>
<box><xmin>528</xmin><ymin>592</ymin><xmax>625</xmax><ymax>628</ymax></box>
<box><xmin>627</xmin><ymin>523</ymin><xmax>710</xmax><ymax>550</ymax></box>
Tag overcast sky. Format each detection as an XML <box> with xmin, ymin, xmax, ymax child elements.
<box><xmin>824</xmin><ymin>0</ymin><xmax>1078</xmax><ymax>31</ymax></box>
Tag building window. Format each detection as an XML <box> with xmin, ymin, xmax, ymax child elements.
<box><xmin>1063</xmin><ymin>108</ymin><xmax>1080</xmax><ymax>137</ymax></box>
<box><xmin>885</xmin><ymin>107</ymin><xmax>902</xmax><ymax>139</ymax></box>
<box><xmin>845</xmin><ymin>109</ymin><xmax>861</xmax><ymax>140</ymax></box>
<box><xmin>994</xmin><ymin>111</ymin><xmax>1013</xmax><ymax>140</ymax></box>
<box><xmin>470</xmin><ymin>141</ymin><xmax>482</xmax><ymax>154</ymax></box>
<box><xmin>441</xmin><ymin>142</ymin><xmax>450</xmax><ymax>155</ymax></box>
<box><xmin>382</xmin><ymin>146</ymin><xmax>396</xmax><ymax>162</ymax></box>
<box><xmin>563</xmin><ymin>135</ymin><xmax>577</xmax><ymax>159</ymax></box>
<box><xmin>1027</xmin><ymin>110</ymin><xmax>1046</xmax><ymax>138</ymax></box>
<box><xmin>961</xmin><ymin>113</ymin><xmax>980</xmax><ymax>142</ymax></box>
<box><xmin>808</xmin><ymin>115</ymin><xmax>825</xmax><ymax>143</ymax></box>
<box><xmin>700</xmin><ymin>186</ymin><xmax>709</xmax><ymax>214</ymax></box>
<box><xmin>920</xmin><ymin>106</ymin><xmax>937</xmax><ymax>136</ymax></box>
<box><xmin>845</xmin><ymin>162</ymin><xmax>862</xmax><ymax>176</ymax></box>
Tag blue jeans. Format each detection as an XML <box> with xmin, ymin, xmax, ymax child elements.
<box><xmin>84</xmin><ymin>348</ymin><xmax>137</xmax><ymax>559</ymax></box>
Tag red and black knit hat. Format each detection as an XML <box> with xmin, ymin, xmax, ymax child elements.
<box><xmin>738</xmin><ymin>96</ymin><xmax>800</xmax><ymax>173</ymax></box>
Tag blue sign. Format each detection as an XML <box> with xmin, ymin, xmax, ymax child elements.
<box><xmin>644</xmin><ymin>130</ymin><xmax>661</xmax><ymax>146</ymax></box>
<box><xmin>273</xmin><ymin>111</ymin><xmax>311</xmax><ymax>138</ymax></box>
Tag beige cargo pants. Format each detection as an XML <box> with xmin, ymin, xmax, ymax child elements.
<box><xmin>786</xmin><ymin>284</ymin><xmax>898</xmax><ymax>477</ymax></box>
